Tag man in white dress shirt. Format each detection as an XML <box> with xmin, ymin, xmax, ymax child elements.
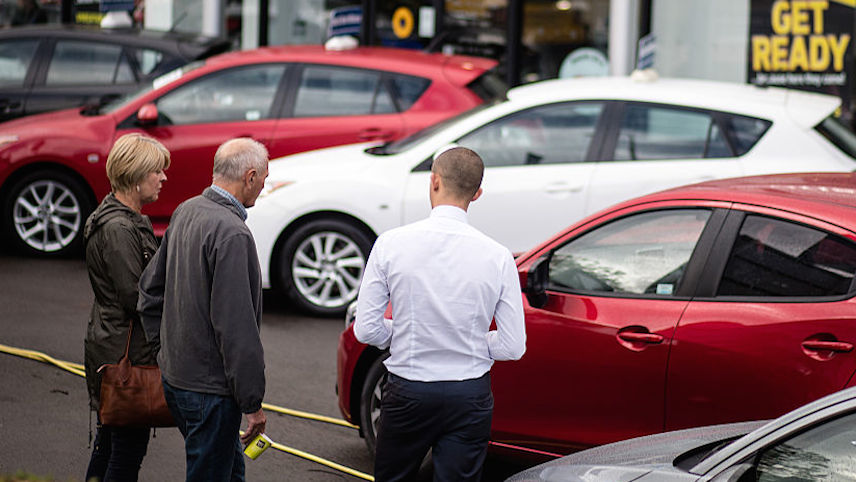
<box><xmin>354</xmin><ymin>147</ymin><xmax>527</xmax><ymax>482</ymax></box>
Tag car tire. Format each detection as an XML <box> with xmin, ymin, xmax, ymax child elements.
<box><xmin>359</xmin><ymin>354</ymin><xmax>433</xmax><ymax>475</ymax></box>
<box><xmin>278</xmin><ymin>218</ymin><xmax>374</xmax><ymax>317</ymax></box>
<box><xmin>3</xmin><ymin>170</ymin><xmax>93</xmax><ymax>257</ymax></box>
<box><xmin>359</xmin><ymin>354</ymin><xmax>389</xmax><ymax>456</ymax></box>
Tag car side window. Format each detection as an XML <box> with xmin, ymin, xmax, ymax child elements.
<box><xmin>456</xmin><ymin>102</ymin><xmax>604</xmax><ymax>167</ymax></box>
<box><xmin>156</xmin><ymin>64</ymin><xmax>286</xmax><ymax>125</ymax></box>
<box><xmin>0</xmin><ymin>39</ymin><xmax>38</xmax><ymax>87</ymax></box>
<box><xmin>613</xmin><ymin>104</ymin><xmax>729</xmax><ymax>161</ymax></box>
<box><xmin>131</xmin><ymin>48</ymin><xmax>165</xmax><ymax>76</ymax></box>
<box><xmin>389</xmin><ymin>74</ymin><xmax>431</xmax><ymax>111</ymax></box>
<box><xmin>722</xmin><ymin>114</ymin><xmax>771</xmax><ymax>156</ymax></box>
<box><xmin>294</xmin><ymin>66</ymin><xmax>394</xmax><ymax>117</ymax></box>
<box><xmin>548</xmin><ymin>209</ymin><xmax>711</xmax><ymax>295</ymax></box>
<box><xmin>717</xmin><ymin>215</ymin><xmax>856</xmax><ymax>297</ymax></box>
<box><xmin>46</xmin><ymin>41</ymin><xmax>133</xmax><ymax>85</ymax></box>
<box><xmin>751</xmin><ymin>411</ymin><xmax>856</xmax><ymax>481</ymax></box>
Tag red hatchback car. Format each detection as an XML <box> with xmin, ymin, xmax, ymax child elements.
<box><xmin>0</xmin><ymin>45</ymin><xmax>502</xmax><ymax>256</ymax></box>
<box><xmin>337</xmin><ymin>172</ymin><xmax>856</xmax><ymax>460</ymax></box>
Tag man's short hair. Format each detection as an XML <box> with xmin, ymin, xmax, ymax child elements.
<box><xmin>106</xmin><ymin>133</ymin><xmax>171</xmax><ymax>193</ymax></box>
<box><xmin>432</xmin><ymin>147</ymin><xmax>484</xmax><ymax>199</ymax></box>
<box><xmin>212</xmin><ymin>138</ymin><xmax>269</xmax><ymax>182</ymax></box>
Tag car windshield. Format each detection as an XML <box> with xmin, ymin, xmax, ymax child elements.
<box><xmin>97</xmin><ymin>61</ymin><xmax>206</xmax><ymax>116</ymax></box>
<box><xmin>366</xmin><ymin>102</ymin><xmax>496</xmax><ymax>156</ymax></box>
<box><xmin>815</xmin><ymin>115</ymin><xmax>856</xmax><ymax>161</ymax></box>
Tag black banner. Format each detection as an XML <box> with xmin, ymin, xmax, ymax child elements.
<box><xmin>748</xmin><ymin>0</ymin><xmax>854</xmax><ymax>124</ymax></box>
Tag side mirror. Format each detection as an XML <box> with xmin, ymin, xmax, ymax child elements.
<box><xmin>522</xmin><ymin>254</ymin><xmax>549</xmax><ymax>309</ymax></box>
<box><xmin>137</xmin><ymin>103</ymin><xmax>158</xmax><ymax>125</ymax></box>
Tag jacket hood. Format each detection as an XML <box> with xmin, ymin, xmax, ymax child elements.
<box><xmin>84</xmin><ymin>193</ymin><xmax>139</xmax><ymax>241</ymax></box>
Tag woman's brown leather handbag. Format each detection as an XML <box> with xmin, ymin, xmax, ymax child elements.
<box><xmin>97</xmin><ymin>323</ymin><xmax>175</xmax><ymax>427</ymax></box>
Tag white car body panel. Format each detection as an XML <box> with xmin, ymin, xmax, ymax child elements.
<box><xmin>248</xmin><ymin>76</ymin><xmax>855</xmax><ymax>294</ymax></box>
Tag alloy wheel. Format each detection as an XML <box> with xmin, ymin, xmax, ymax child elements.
<box><xmin>291</xmin><ymin>230</ymin><xmax>366</xmax><ymax>309</ymax></box>
<box><xmin>13</xmin><ymin>179</ymin><xmax>82</xmax><ymax>253</ymax></box>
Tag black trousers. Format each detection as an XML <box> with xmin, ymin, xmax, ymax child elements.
<box><xmin>85</xmin><ymin>422</ymin><xmax>150</xmax><ymax>482</ymax></box>
<box><xmin>374</xmin><ymin>372</ymin><xmax>493</xmax><ymax>482</ymax></box>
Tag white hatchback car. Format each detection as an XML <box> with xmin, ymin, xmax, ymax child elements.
<box><xmin>247</xmin><ymin>75</ymin><xmax>856</xmax><ymax>316</ymax></box>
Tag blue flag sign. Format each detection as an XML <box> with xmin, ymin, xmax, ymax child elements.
<box><xmin>100</xmin><ymin>0</ymin><xmax>134</xmax><ymax>12</ymax></box>
<box><xmin>328</xmin><ymin>6</ymin><xmax>362</xmax><ymax>39</ymax></box>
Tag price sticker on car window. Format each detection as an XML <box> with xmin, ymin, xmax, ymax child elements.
<box><xmin>656</xmin><ymin>284</ymin><xmax>674</xmax><ymax>295</ymax></box>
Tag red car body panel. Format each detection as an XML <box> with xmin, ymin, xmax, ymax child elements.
<box><xmin>0</xmin><ymin>46</ymin><xmax>496</xmax><ymax>236</ymax></box>
<box><xmin>336</xmin><ymin>172</ymin><xmax>856</xmax><ymax>459</ymax></box>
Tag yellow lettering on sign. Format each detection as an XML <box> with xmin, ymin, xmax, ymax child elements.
<box><xmin>791</xmin><ymin>1</ymin><xmax>811</xmax><ymax>35</ymax></box>
<box><xmin>771</xmin><ymin>35</ymin><xmax>790</xmax><ymax>70</ymax></box>
<box><xmin>753</xmin><ymin>36</ymin><xmax>772</xmax><ymax>70</ymax></box>
<box><xmin>789</xmin><ymin>35</ymin><xmax>809</xmax><ymax>69</ymax></box>
<box><xmin>771</xmin><ymin>1</ymin><xmax>791</xmax><ymax>34</ymax></box>
<box><xmin>809</xmin><ymin>0</ymin><xmax>828</xmax><ymax>33</ymax></box>
<box><xmin>809</xmin><ymin>35</ymin><xmax>831</xmax><ymax>70</ymax></box>
<box><xmin>828</xmin><ymin>33</ymin><xmax>850</xmax><ymax>70</ymax></box>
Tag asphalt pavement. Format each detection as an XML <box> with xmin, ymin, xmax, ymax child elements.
<box><xmin>0</xmin><ymin>251</ymin><xmax>527</xmax><ymax>481</ymax></box>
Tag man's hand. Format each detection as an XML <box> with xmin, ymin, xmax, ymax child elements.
<box><xmin>240</xmin><ymin>408</ymin><xmax>266</xmax><ymax>445</ymax></box>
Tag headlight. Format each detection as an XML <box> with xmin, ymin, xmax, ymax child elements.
<box><xmin>0</xmin><ymin>135</ymin><xmax>19</xmax><ymax>148</ymax></box>
<box><xmin>258</xmin><ymin>180</ymin><xmax>294</xmax><ymax>199</ymax></box>
<box><xmin>345</xmin><ymin>301</ymin><xmax>357</xmax><ymax>329</ymax></box>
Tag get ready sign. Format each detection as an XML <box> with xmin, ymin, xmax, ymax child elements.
<box><xmin>748</xmin><ymin>0</ymin><xmax>854</xmax><ymax>120</ymax></box>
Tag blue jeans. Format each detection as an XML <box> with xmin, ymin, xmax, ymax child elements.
<box><xmin>85</xmin><ymin>422</ymin><xmax>150</xmax><ymax>482</ymax></box>
<box><xmin>162</xmin><ymin>379</ymin><xmax>245</xmax><ymax>482</ymax></box>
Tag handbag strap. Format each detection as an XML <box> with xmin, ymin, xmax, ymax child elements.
<box><xmin>121</xmin><ymin>322</ymin><xmax>133</xmax><ymax>360</ymax></box>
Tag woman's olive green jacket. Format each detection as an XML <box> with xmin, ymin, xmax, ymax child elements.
<box><xmin>83</xmin><ymin>193</ymin><xmax>158</xmax><ymax>411</ymax></box>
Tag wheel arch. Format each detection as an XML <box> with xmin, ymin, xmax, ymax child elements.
<box><xmin>270</xmin><ymin>210</ymin><xmax>378</xmax><ymax>292</ymax></box>
<box><xmin>1</xmin><ymin>161</ymin><xmax>98</xmax><ymax>211</ymax></box>
<box><xmin>350</xmin><ymin>345</ymin><xmax>387</xmax><ymax>438</ymax></box>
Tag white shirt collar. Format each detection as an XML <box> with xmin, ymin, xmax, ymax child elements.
<box><xmin>430</xmin><ymin>204</ymin><xmax>468</xmax><ymax>224</ymax></box>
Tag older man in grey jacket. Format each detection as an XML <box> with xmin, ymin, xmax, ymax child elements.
<box><xmin>138</xmin><ymin>137</ymin><xmax>269</xmax><ymax>482</ymax></box>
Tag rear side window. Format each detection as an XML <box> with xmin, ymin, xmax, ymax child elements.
<box><xmin>467</xmin><ymin>70</ymin><xmax>508</xmax><ymax>102</ymax></box>
<box><xmin>0</xmin><ymin>39</ymin><xmax>38</xmax><ymax>87</ymax></box>
<box><xmin>815</xmin><ymin>115</ymin><xmax>856</xmax><ymax>160</ymax></box>
<box><xmin>131</xmin><ymin>48</ymin><xmax>165</xmax><ymax>76</ymax></box>
<box><xmin>613</xmin><ymin>104</ymin><xmax>730</xmax><ymax>161</ymax></box>
<box><xmin>721</xmin><ymin>114</ymin><xmax>771</xmax><ymax>156</ymax></box>
<box><xmin>389</xmin><ymin>74</ymin><xmax>430</xmax><ymax>111</ymax></box>
<box><xmin>294</xmin><ymin>65</ymin><xmax>394</xmax><ymax>117</ymax></box>
<box><xmin>46</xmin><ymin>41</ymin><xmax>133</xmax><ymax>85</ymax></box>
<box><xmin>717</xmin><ymin>215</ymin><xmax>856</xmax><ymax>297</ymax></box>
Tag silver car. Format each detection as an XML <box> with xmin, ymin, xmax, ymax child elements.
<box><xmin>507</xmin><ymin>386</ymin><xmax>856</xmax><ymax>481</ymax></box>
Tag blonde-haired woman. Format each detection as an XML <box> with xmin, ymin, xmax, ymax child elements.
<box><xmin>84</xmin><ymin>133</ymin><xmax>169</xmax><ymax>482</ymax></box>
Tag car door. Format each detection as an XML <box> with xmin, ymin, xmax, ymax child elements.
<box><xmin>119</xmin><ymin>63</ymin><xmax>288</xmax><ymax>226</ymax></box>
<box><xmin>401</xmin><ymin>101</ymin><xmax>607</xmax><ymax>254</ymax></box>
<box><xmin>265</xmin><ymin>64</ymin><xmax>406</xmax><ymax>158</ymax></box>
<box><xmin>26</xmin><ymin>38</ymin><xmax>139</xmax><ymax>116</ymax></box>
<box><xmin>491</xmin><ymin>205</ymin><xmax>725</xmax><ymax>454</ymax></box>
<box><xmin>586</xmin><ymin>102</ymin><xmax>745</xmax><ymax>218</ymax></box>
<box><xmin>666</xmin><ymin>207</ymin><xmax>856</xmax><ymax>432</ymax></box>
<box><xmin>0</xmin><ymin>37</ymin><xmax>41</xmax><ymax>121</ymax></box>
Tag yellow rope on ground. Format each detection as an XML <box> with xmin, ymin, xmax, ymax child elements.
<box><xmin>0</xmin><ymin>342</ymin><xmax>374</xmax><ymax>481</ymax></box>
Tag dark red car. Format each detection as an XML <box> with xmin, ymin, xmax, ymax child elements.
<box><xmin>337</xmin><ymin>172</ymin><xmax>856</xmax><ymax>460</ymax></box>
<box><xmin>0</xmin><ymin>45</ymin><xmax>502</xmax><ymax>256</ymax></box>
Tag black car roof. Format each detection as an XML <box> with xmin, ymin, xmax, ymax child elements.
<box><xmin>0</xmin><ymin>25</ymin><xmax>230</xmax><ymax>60</ymax></box>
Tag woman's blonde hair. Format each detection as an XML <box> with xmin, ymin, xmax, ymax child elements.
<box><xmin>106</xmin><ymin>133</ymin><xmax>171</xmax><ymax>193</ymax></box>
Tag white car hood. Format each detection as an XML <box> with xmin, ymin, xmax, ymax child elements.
<box><xmin>266</xmin><ymin>142</ymin><xmax>381</xmax><ymax>183</ymax></box>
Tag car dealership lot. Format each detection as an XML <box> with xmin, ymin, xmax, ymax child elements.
<box><xmin>0</xmin><ymin>251</ymin><xmax>523</xmax><ymax>481</ymax></box>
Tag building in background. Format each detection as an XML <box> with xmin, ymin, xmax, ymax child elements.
<box><xmin>1</xmin><ymin>0</ymin><xmax>854</xmax><ymax>127</ymax></box>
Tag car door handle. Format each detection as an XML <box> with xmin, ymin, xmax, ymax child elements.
<box><xmin>544</xmin><ymin>182</ymin><xmax>584</xmax><ymax>194</ymax></box>
<box><xmin>801</xmin><ymin>340</ymin><xmax>854</xmax><ymax>353</ymax></box>
<box><xmin>358</xmin><ymin>128</ymin><xmax>393</xmax><ymax>141</ymax></box>
<box><xmin>618</xmin><ymin>332</ymin><xmax>664</xmax><ymax>344</ymax></box>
